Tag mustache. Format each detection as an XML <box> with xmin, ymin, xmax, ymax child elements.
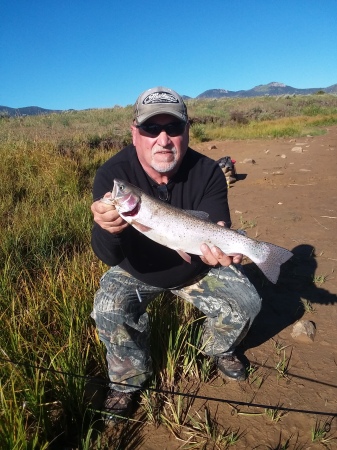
<box><xmin>152</xmin><ymin>147</ymin><xmax>177</xmax><ymax>155</ymax></box>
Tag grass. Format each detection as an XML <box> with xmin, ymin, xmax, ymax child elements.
<box><xmin>207</xmin><ymin>114</ymin><xmax>337</xmax><ymax>140</ymax></box>
<box><xmin>300</xmin><ymin>297</ymin><xmax>316</xmax><ymax>314</ymax></box>
<box><xmin>311</xmin><ymin>418</ymin><xmax>336</xmax><ymax>445</ymax></box>
<box><xmin>312</xmin><ymin>273</ymin><xmax>328</xmax><ymax>285</ymax></box>
<box><xmin>265</xmin><ymin>433</ymin><xmax>305</xmax><ymax>450</ymax></box>
<box><xmin>239</xmin><ymin>215</ymin><xmax>257</xmax><ymax>230</ymax></box>
<box><xmin>1</xmin><ymin>94</ymin><xmax>336</xmax><ymax>448</ymax></box>
<box><xmin>265</xmin><ymin>404</ymin><xmax>288</xmax><ymax>423</ymax></box>
<box><xmin>183</xmin><ymin>407</ymin><xmax>243</xmax><ymax>449</ymax></box>
<box><xmin>247</xmin><ymin>365</ymin><xmax>266</xmax><ymax>389</ymax></box>
<box><xmin>271</xmin><ymin>340</ymin><xmax>292</xmax><ymax>381</ymax></box>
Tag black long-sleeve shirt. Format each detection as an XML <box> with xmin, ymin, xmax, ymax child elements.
<box><xmin>91</xmin><ymin>144</ymin><xmax>231</xmax><ymax>288</ymax></box>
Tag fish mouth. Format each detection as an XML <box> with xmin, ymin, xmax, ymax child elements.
<box><xmin>111</xmin><ymin>182</ymin><xmax>119</xmax><ymax>200</ymax></box>
<box><xmin>116</xmin><ymin>190</ymin><xmax>140</xmax><ymax>213</ymax></box>
<box><xmin>121</xmin><ymin>201</ymin><xmax>140</xmax><ymax>217</ymax></box>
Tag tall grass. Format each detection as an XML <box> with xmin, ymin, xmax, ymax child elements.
<box><xmin>208</xmin><ymin>114</ymin><xmax>337</xmax><ymax>140</ymax></box>
<box><xmin>0</xmin><ymin>134</ymin><xmax>106</xmax><ymax>447</ymax></box>
<box><xmin>1</xmin><ymin>94</ymin><xmax>336</xmax><ymax>448</ymax></box>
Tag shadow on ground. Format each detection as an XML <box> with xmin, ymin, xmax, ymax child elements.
<box><xmin>240</xmin><ymin>243</ymin><xmax>337</xmax><ymax>351</ymax></box>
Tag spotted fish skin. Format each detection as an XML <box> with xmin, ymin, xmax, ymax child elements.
<box><xmin>108</xmin><ymin>179</ymin><xmax>293</xmax><ymax>284</ymax></box>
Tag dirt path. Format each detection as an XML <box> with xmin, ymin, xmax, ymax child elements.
<box><xmin>133</xmin><ymin>126</ymin><xmax>337</xmax><ymax>449</ymax></box>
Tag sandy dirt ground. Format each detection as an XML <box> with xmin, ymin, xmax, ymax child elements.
<box><xmin>111</xmin><ymin>126</ymin><xmax>337</xmax><ymax>449</ymax></box>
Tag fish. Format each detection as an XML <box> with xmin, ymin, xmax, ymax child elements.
<box><xmin>103</xmin><ymin>179</ymin><xmax>293</xmax><ymax>284</ymax></box>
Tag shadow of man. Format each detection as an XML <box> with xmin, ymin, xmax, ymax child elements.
<box><xmin>240</xmin><ymin>244</ymin><xmax>337</xmax><ymax>351</ymax></box>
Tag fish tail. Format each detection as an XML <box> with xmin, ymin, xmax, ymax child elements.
<box><xmin>250</xmin><ymin>242</ymin><xmax>293</xmax><ymax>284</ymax></box>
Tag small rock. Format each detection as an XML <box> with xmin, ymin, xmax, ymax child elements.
<box><xmin>208</xmin><ymin>145</ymin><xmax>217</xmax><ymax>150</ymax></box>
<box><xmin>265</xmin><ymin>149</ymin><xmax>270</xmax><ymax>154</ymax></box>
<box><xmin>292</xmin><ymin>146</ymin><xmax>303</xmax><ymax>153</ymax></box>
<box><xmin>291</xmin><ymin>320</ymin><xmax>316</xmax><ymax>343</ymax></box>
<box><xmin>280</xmin><ymin>154</ymin><xmax>287</xmax><ymax>158</ymax></box>
<box><xmin>272</xmin><ymin>171</ymin><xmax>284</xmax><ymax>175</ymax></box>
<box><xmin>242</xmin><ymin>158</ymin><xmax>256</xmax><ymax>164</ymax></box>
<box><xmin>299</xmin><ymin>168</ymin><xmax>311</xmax><ymax>172</ymax></box>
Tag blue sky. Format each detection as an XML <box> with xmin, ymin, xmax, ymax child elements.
<box><xmin>1</xmin><ymin>0</ymin><xmax>337</xmax><ymax>110</ymax></box>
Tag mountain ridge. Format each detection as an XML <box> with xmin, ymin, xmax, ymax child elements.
<box><xmin>194</xmin><ymin>81</ymin><xmax>337</xmax><ymax>99</ymax></box>
<box><xmin>1</xmin><ymin>82</ymin><xmax>336</xmax><ymax>116</ymax></box>
<box><xmin>0</xmin><ymin>105</ymin><xmax>64</xmax><ymax>117</ymax></box>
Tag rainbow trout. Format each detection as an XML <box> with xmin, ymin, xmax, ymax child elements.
<box><xmin>104</xmin><ymin>179</ymin><xmax>293</xmax><ymax>284</ymax></box>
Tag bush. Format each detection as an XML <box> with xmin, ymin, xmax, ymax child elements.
<box><xmin>190</xmin><ymin>123</ymin><xmax>208</xmax><ymax>142</ymax></box>
<box><xmin>229</xmin><ymin>110</ymin><xmax>249</xmax><ymax>125</ymax></box>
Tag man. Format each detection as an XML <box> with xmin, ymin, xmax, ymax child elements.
<box><xmin>90</xmin><ymin>86</ymin><xmax>261</xmax><ymax>418</ymax></box>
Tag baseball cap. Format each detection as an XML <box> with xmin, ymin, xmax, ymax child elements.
<box><xmin>134</xmin><ymin>87</ymin><xmax>188</xmax><ymax>125</ymax></box>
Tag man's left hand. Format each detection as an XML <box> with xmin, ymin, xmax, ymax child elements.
<box><xmin>199</xmin><ymin>221</ymin><xmax>243</xmax><ymax>267</ymax></box>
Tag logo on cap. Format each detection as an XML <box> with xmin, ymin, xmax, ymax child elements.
<box><xmin>143</xmin><ymin>91</ymin><xmax>179</xmax><ymax>105</ymax></box>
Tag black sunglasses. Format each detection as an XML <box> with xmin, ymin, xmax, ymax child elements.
<box><xmin>157</xmin><ymin>183</ymin><xmax>170</xmax><ymax>201</ymax></box>
<box><xmin>136</xmin><ymin>121</ymin><xmax>186</xmax><ymax>137</ymax></box>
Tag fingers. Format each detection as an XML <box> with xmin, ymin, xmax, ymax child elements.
<box><xmin>91</xmin><ymin>195</ymin><xmax>128</xmax><ymax>234</ymax></box>
<box><xmin>200</xmin><ymin>221</ymin><xmax>243</xmax><ymax>265</ymax></box>
<box><xmin>232</xmin><ymin>254</ymin><xmax>243</xmax><ymax>264</ymax></box>
<box><xmin>199</xmin><ymin>244</ymin><xmax>243</xmax><ymax>267</ymax></box>
<box><xmin>97</xmin><ymin>192</ymin><xmax>115</xmax><ymax>211</ymax></box>
<box><xmin>200</xmin><ymin>244</ymin><xmax>233</xmax><ymax>267</ymax></box>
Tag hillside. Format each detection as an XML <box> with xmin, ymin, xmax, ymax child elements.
<box><xmin>1</xmin><ymin>82</ymin><xmax>336</xmax><ymax>116</ymax></box>
<box><xmin>197</xmin><ymin>81</ymin><xmax>337</xmax><ymax>99</ymax></box>
<box><xmin>0</xmin><ymin>105</ymin><xmax>63</xmax><ymax>117</ymax></box>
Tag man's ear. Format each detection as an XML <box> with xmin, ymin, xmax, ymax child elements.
<box><xmin>131</xmin><ymin>124</ymin><xmax>137</xmax><ymax>145</ymax></box>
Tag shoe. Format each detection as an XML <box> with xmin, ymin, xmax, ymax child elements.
<box><xmin>103</xmin><ymin>389</ymin><xmax>134</xmax><ymax>422</ymax></box>
<box><xmin>217</xmin><ymin>353</ymin><xmax>246</xmax><ymax>381</ymax></box>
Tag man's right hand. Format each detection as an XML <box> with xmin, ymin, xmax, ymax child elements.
<box><xmin>91</xmin><ymin>193</ymin><xmax>129</xmax><ymax>234</ymax></box>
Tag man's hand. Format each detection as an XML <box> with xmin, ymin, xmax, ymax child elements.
<box><xmin>199</xmin><ymin>221</ymin><xmax>243</xmax><ymax>267</ymax></box>
<box><xmin>91</xmin><ymin>193</ymin><xmax>129</xmax><ymax>234</ymax></box>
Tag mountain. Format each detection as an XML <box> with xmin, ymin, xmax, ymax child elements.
<box><xmin>325</xmin><ymin>83</ymin><xmax>337</xmax><ymax>94</ymax></box>
<box><xmin>0</xmin><ymin>105</ymin><xmax>63</xmax><ymax>117</ymax></box>
<box><xmin>196</xmin><ymin>82</ymin><xmax>337</xmax><ymax>99</ymax></box>
<box><xmin>1</xmin><ymin>82</ymin><xmax>336</xmax><ymax>116</ymax></box>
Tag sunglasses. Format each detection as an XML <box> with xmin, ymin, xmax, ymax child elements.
<box><xmin>136</xmin><ymin>121</ymin><xmax>186</xmax><ymax>137</ymax></box>
<box><xmin>157</xmin><ymin>183</ymin><xmax>170</xmax><ymax>201</ymax></box>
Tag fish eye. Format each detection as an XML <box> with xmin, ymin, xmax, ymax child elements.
<box><xmin>120</xmin><ymin>184</ymin><xmax>125</xmax><ymax>191</ymax></box>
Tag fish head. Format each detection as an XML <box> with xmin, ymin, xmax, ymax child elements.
<box><xmin>111</xmin><ymin>179</ymin><xmax>141</xmax><ymax>216</ymax></box>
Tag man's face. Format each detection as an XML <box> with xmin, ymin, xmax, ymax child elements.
<box><xmin>131</xmin><ymin>114</ymin><xmax>189</xmax><ymax>176</ymax></box>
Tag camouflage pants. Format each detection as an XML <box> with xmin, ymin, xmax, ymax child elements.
<box><xmin>91</xmin><ymin>265</ymin><xmax>261</xmax><ymax>392</ymax></box>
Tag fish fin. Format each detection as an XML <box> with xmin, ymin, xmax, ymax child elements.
<box><xmin>185</xmin><ymin>210</ymin><xmax>210</xmax><ymax>221</ymax></box>
<box><xmin>132</xmin><ymin>221</ymin><xmax>152</xmax><ymax>233</ymax></box>
<box><xmin>176</xmin><ymin>250</ymin><xmax>192</xmax><ymax>264</ymax></box>
<box><xmin>252</xmin><ymin>243</ymin><xmax>293</xmax><ymax>284</ymax></box>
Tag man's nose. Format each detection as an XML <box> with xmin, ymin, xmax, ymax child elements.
<box><xmin>156</xmin><ymin>130</ymin><xmax>171</xmax><ymax>146</ymax></box>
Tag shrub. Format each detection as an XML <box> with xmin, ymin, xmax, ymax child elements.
<box><xmin>190</xmin><ymin>123</ymin><xmax>208</xmax><ymax>142</ymax></box>
<box><xmin>229</xmin><ymin>110</ymin><xmax>249</xmax><ymax>125</ymax></box>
